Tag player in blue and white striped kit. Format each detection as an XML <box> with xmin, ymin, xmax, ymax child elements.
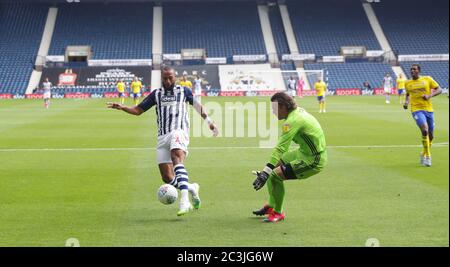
<box><xmin>108</xmin><ymin>66</ymin><xmax>219</xmax><ymax>216</ymax></box>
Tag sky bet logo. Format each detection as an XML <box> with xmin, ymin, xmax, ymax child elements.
<box><xmin>365</xmin><ymin>0</ymin><xmax>381</xmax><ymax>2</ymax></box>
<box><xmin>66</xmin><ymin>0</ymin><xmax>81</xmax><ymax>3</ymax></box>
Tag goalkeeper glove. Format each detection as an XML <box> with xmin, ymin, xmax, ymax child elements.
<box><xmin>252</xmin><ymin>166</ymin><xmax>273</xmax><ymax>191</ymax></box>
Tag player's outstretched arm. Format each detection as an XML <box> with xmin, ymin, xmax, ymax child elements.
<box><xmin>193</xmin><ymin>100</ymin><xmax>219</xmax><ymax>137</ymax></box>
<box><xmin>107</xmin><ymin>102</ymin><xmax>144</xmax><ymax>116</ymax></box>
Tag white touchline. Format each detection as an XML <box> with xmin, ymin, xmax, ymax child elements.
<box><xmin>0</xmin><ymin>143</ymin><xmax>448</xmax><ymax>152</ymax></box>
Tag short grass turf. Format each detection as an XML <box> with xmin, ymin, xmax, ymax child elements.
<box><xmin>0</xmin><ymin>95</ymin><xmax>448</xmax><ymax>247</ymax></box>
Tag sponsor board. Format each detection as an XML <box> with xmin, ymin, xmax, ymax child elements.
<box><xmin>219</xmin><ymin>64</ymin><xmax>285</xmax><ymax>92</ymax></box>
<box><xmin>46</xmin><ymin>55</ymin><xmax>65</xmax><ymax>62</ymax></box>
<box><xmin>335</xmin><ymin>88</ymin><xmax>361</xmax><ymax>96</ymax></box>
<box><xmin>173</xmin><ymin>65</ymin><xmax>220</xmax><ymax>91</ymax></box>
<box><xmin>322</xmin><ymin>56</ymin><xmax>345</xmax><ymax>63</ymax></box>
<box><xmin>366</xmin><ymin>50</ymin><xmax>384</xmax><ymax>57</ymax></box>
<box><xmin>281</xmin><ymin>54</ymin><xmax>315</xmax><ymax>61</ymax></box>
<box><xmin>65</xmin><ymin>93</ymin><xmax>90</xmax><ymax>99</ymax></box>
<box><xmin>88</xmin><ymin>59</ymin><xmax>152</xmax><ymax>67</ymax></box>
<box><xmin>372</xmin><ymin>88</ymin><xmax>398</xmax><ymax>95</ymax></box>
<box><xmin>91</xmin><ymin>93</ymin><xmax>104</xmax><ymax>98</ymax></box>
<box><xmin>301</xmin><ymin>90</ymin><xmax>317</xmax><ymax>96</ymax></box>
<box><xmin>52</xmin><ymin>94</ymin><xmax>65</xmax><ymax>99</ymax></box>
<box><xmin>361</xmin><ymin>89</ymin><xmax>374</xmax><ymax>95</ymax></box>
<box><xmin>40</xmin><ymin>66</ymin><xmax>151</xmax><ymax>89</ymax></box>
<box><xmin>326</xmin><ymin>89</ymin><xmax>336</xmax><ymax>96</ymax></box>
<box><xmin>398</xmin><ymin>54</ymin><xmax>449</xmax><ymax>62</ymax></box>
<box><xmin>25</xmin><ymin>93</ymin><xmax>44</xmax><ymax>99</ymax></box>
<box><xmin>0</xmin><ymin>93</ymin><xmax>13</xmax><ymax>99</ymax></box>
<box><xmin>104</xmin><ymin>92</ymin><xmax>128</xmax><ymax>98</ymax></box>
<box><xmin>163</xmin><ymin>54</ymin><xmax>182</xmax><ymax>61</ymax></box>
<box><xmin>205</xmin><ymin>57</ymin><xmax>227</xmax><ymax>65</ymax></box>
<box><xmin>219</xmin><ymin>91</ymin><xmax>245</xmax><ymax>97</ymax></box>
<box><xmin>232</xmin><ymin>55</ymin><xmax>267</xmax><ymax>62</ymax></box>
<box><xmin>13</xmin><ymin>94</ymin><xmax>25</xmax><ymax>99</ymax></box>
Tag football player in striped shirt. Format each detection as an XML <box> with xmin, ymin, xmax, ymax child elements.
<box><xmin>107</xmin><ymin>66</ymin><xmax>219</xmax><ymax>216</ymax></box>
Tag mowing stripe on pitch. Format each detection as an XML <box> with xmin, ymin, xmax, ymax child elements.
<box><xmin>0</xmin><ymin>143</ymin><xmax>448</xmax><ymax>152</ymax></box>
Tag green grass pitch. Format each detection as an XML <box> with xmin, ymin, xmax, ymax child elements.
<box><xmin>0</xmin><ymin>95</ymin><xmax>448</xmax><ymax>247</ymax></box>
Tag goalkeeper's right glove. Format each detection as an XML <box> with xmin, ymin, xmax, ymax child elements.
<box><xmin>252</xmin><ymin>166</ymin><xmax>273</xmax><ymax>191</ymax></box>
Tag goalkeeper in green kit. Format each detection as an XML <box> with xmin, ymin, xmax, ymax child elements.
<box><xmin>252</xmin><ymin>92</ymin><xmax>327</xmax><ymax>222</ymax></box>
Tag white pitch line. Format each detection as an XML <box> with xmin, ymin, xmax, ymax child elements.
<box><xmin>0</xmin><ymin>143</ymin><xmax>448</xmax><ymax>152</ymax></box>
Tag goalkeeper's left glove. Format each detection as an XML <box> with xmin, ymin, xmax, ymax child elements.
<box><xmin>252</xmin><ymin>166</ymin><xmax>273</xmax><ymax>191</ymax></box>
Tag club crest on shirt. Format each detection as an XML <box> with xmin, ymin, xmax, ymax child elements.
<box><xmin>283</xmin><ymin>123</ymin><xmax>291</xmax><ymax>133</ymax></box>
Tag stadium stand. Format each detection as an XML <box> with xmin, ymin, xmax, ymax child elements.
<box><xmin>304</xmin><ymin>62</ymin><xmax>395</xmax><ymax>89</ymax></box>
<box><xmin>0</xmin><ymin>3</ymin><xmax>48</xmax><ymax>94</ymax></box>
<box><xmin>49</xmin><ymin>3</ymin><xmax>153</xmax><ymax>59</ymax></box>
<box><xmin>163</xmin><ymin>2</ymin><xmax>266</xmax><ymax>58</ymax></box>
<box><xmin>401</xmin><ymin>61</ymin><xmax>449</xmax><ymax>89</ymax></box>
<box><xmin>280</xmin><ymin>62</ymin><xmax>296</xmax><ymax>71</ymax></box>
<box><xmin>0</xmin><ymin>1</ymin><xmax>448</xmax><ymax>96</ymax></box>
<box><xmin>51</xmin><ymin>87</ymin><xmax>115</xmax><ymax>95</ymax></box>
<box><xmin>287</xmin><ymin>0</ymin><xmax>381</xmax><ymax>56</ymax></box>
<box><xmin>374</xmin><ymin>0</ymin><xmax>449</xmax><ymax>55</ymax></box>
<box><xmin>268</xmin><ymin>5</ymin><xmax>290</xmax><ymax>56</ymax></box>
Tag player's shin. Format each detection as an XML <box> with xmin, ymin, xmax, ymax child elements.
<box><xmin>270</xmin><ymin>172</ymin><xmax>285</xmax><ymax>214</ymax></box>
<box><xmin>267</xmin><ymin>175</ymin><xmax>276</xmax><ymax>209</ymax></box>
<box><xmin>422</xmin><ymin>135</ymin><xmax>431</xmax><ymax>157</ymax></box>
<box><xmin>174</xmin><ymin>164</ymin><xmax>191</xmax><ymax>206</ymax></box>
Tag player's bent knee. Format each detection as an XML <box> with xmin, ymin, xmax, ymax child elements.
<box><xmin>279</xmin><ymin>164</ymin><xmax>297</xmax><ymax>180</ymax></box>
<box><xmin>170</xmin><ymin>149</ymin><xmax>186</xmax><ymax>165</ymax></box>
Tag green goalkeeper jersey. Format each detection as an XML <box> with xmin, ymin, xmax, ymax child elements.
<box><xmin>268</xmin><ymin>107</ymin><xmax>326</xmax><ymax>166</ymax></box>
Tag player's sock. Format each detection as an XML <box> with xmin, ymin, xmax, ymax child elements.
<box><xmin>120</xmin><ymin>97</ymin><xmax>124</xmax><ymax>104</ymax></box>
<box><xmin>422</xmin><ymin>135</ymin><xmax>431</xmax><ymax>157</ymax></box>
<box><xmin>174</xmin><ymin>164</ymin><xmax>190</xmax><ymax>203</ymax></box>
<box><xmin>267</xmin><ymin>174</ymin><xmax>276</xmax><ymax>209</ymax></box>
<box><xmin>269</xmin><ymin>172</ymin><xmax>285</xmax><ymax>214</ymax></box>
<box><xmin>323</xmin><ymin>102</ymin><xmax>326</xmax><ymax>111</ymax></box>
<box><xmin>134</xmin><ymin>99</ymin><xmax>139</xmax><ymax>106</ymax></box>
<box><xmin>169</xmin><ymin>176</ymin><xmax>178</xmax><ymax>188</ymax></box>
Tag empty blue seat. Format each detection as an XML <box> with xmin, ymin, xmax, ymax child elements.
<box><xmin>49</xmin><ymin>3</ymin><xmax>153</xmax><ymax>59</ymax></box>
<box><xmin>163</xmin><ymin>2</ymin><xmax>266</xmax><ymax>58</ymax></box>
<box><xmin>375</xmin><ymin>0</ymin><xmax>448</xmax><ymax>55</ymax></box>
<box><xmin>287</xmin><ymin>0</ymin><xmax>381</xmax><ymax>56</ymax></box>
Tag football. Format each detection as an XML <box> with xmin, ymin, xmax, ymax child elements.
<box><xmin>157</xmin><ymin>184</ymin><xmax>178</xmax><ymax>205</ymax></box>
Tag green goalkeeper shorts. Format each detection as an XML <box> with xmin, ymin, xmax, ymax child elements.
<box><xmin>280</xmin><ymin>149</ymin><xmax>327</xmax><ymax>180</ymax></box>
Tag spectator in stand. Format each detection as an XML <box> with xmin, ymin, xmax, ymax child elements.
<box><xmin>363</xmin><ymin>81</ymin><xmax>372</xmax><ymax>91</ymax></box>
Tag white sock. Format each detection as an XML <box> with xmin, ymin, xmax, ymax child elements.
<box><xmin>180</xmin><ymin>190</ymin><xmax>189</xmax><ymax>204</ymax></box>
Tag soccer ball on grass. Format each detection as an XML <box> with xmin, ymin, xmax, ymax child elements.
<box><xmin>157</xmin><ymin>184</ymin><xmax>178</xmax><ymax>205</ymax></box>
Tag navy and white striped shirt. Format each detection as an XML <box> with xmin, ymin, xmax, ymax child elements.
<box><xmin>138</xmin><ymin>85</ymin><xmax>194</xmax><ymax>136</ymax></box>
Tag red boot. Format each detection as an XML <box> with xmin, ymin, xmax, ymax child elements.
<box><xmin>252</xmin><ymin>204</ymin><xmax>273</xmax><ymax>216</ymax></box>
<box><xmin>264</xmin><ymin>211</ymin><xmax>285</xmax><ymax>223</ymax></box>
